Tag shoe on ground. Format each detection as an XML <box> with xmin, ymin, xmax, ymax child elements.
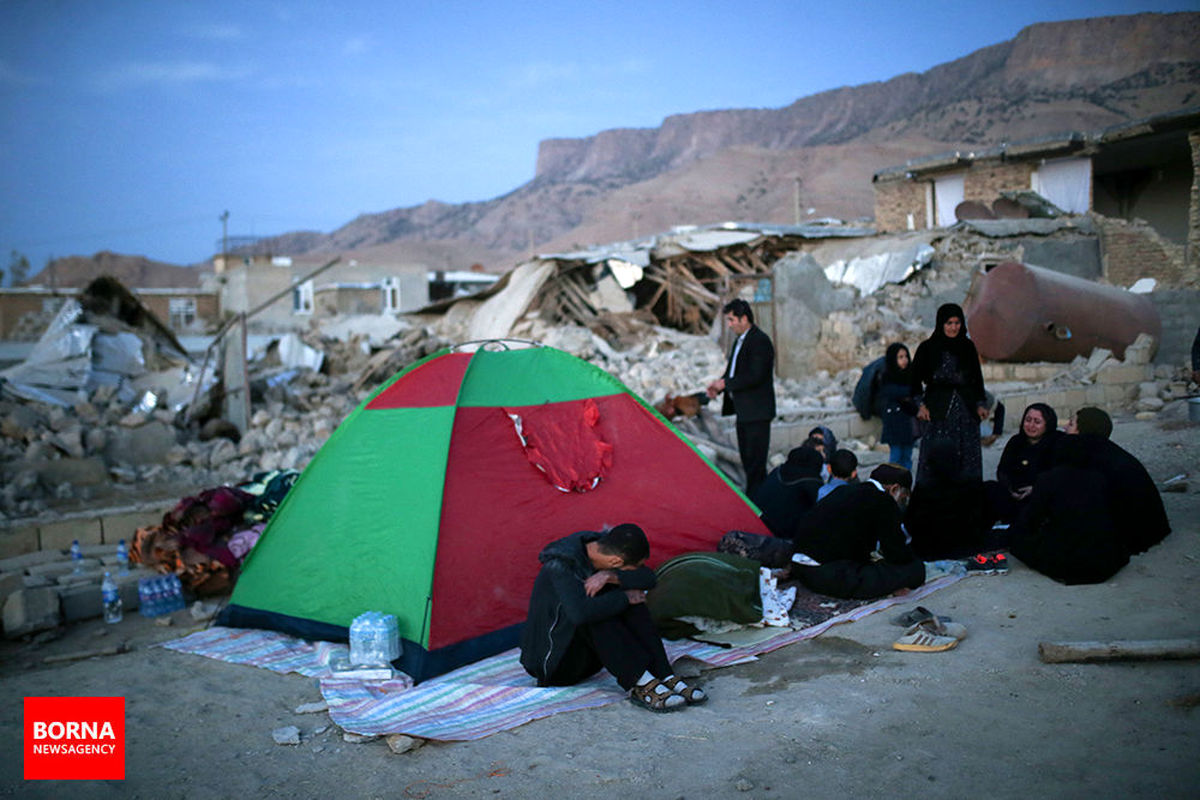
<box><xmin>893</xmin><ymin>624</ymin><xmax>960</xmax><ymax>653</ymax></box>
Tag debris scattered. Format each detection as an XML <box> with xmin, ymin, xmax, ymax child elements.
<box><xmin>272</xmin><ymin>725</ymin><xmax>301</xmax><ymax>745</ymax></box>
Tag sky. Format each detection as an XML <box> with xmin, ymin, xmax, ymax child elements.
<box><xmin>1</xmin><ymin>0</ymin><xmax>1196</xmax><ymax>280</ymax></box>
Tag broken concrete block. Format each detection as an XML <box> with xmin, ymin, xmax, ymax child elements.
<box><xmin>294</xmin><ymin>701</ymin><xmax>329</xmax><ymax>714</ymax></box>
<box><xmin>1085</xmin><ymin>348</ymin><xmax>1113</xmax><ymax>371</ymax></box>
<box><xmin>27</xmin><ymin>559</ymin><xmax>101</xmax><ymax>579</ymax></box>
<box><xmin>272</xmin><ymin>726</ymin><xmax>301</xmax><ymax>745</ymax></box>
<box><xmin>58</xmin><ymin>579</ymin><xmax>138</xmax><ymax>622</ymax></box>
<box><xmin>1122</xmin><ymin>333</ymin><xmax>1155</xmax><ymax>365</ymax></box>
<box><xmin>385</xmin><ymin>734</ymin><xmax>424</xmax><ymax>754</ymax></box>
<box><xmin>105</xmin><ymin>421</ymin><xmax>177</xmax><ymax>466</ymax></box>
<box><xmin>0</xmin><ymin>549</ymin><xmax>64</xmax><ymax>573</ymax></box>
<box><xmin>342</xmin><ymin>732</ymin><xmax>379</xmax><ymax>744</ymax></box>
<box><xmin>0</xmin><ymin>571</ymin><xmax>24</xmax><ymax>605</ymax></box>
<box><xmin>35</xmin><ymin>458</ymin><xmax>111</xmax><ymax>492</ymax></box>
<box><xmin>1136</xmin><ymin>396</ymin><xmax>1165</xmax><ymax>412</ymax></box>
<box><xmin>3</xmin><ymin>586</ymin><xmax>61</xmax><ymax>638</ymax></box>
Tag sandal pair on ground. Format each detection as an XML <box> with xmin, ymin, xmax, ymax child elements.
<box><xmin>629</xmin><ymin>675</ymin><xmax>707</xmax><ymax>712</ymax></box>
<box><xmin>892</xmin><ymin>606</ymin><xmax>968</xmax><ymax>653</ymax></box>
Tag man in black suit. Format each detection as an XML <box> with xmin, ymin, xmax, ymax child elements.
<box><xmin>706</xmin><ymin>299</ymin><xmax>776</xmax><ymax>496</ymax></box>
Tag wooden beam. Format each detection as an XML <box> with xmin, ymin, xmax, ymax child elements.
<box><xmin>1038</xmin><ymin>639</ymin><xmax>1200</xmax><ymax>664</ymax></box>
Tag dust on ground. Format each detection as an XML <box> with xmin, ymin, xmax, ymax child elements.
<box><xmin>1</xmin><ymin>416</ymin><xmax>1198</xmax><ymax>800</ymax></box>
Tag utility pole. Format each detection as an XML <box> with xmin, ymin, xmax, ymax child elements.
<box><xmin>219</xmin><ymin>210</ymin><xmax>230</xmax><ymax>259</ymax></box>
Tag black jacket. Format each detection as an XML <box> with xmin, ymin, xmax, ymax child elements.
<box><xmin>519</xmin><ymin>531</ymin><xmax>657</xmax><ymax>685</ymax></box>
<box><xmin>720</xmin><ymin>325</ymin><xmax>776</xmax><ymax>423</ymax></box>
<box><xmin>791</xmin><ymin>481</ymin><xmax>918</xmax><ymax>567</ymax></box>
<box><xmin>1010</xmin><ymin>463</ymin><xmax>1129</xmax><ymax>584</ymax></box>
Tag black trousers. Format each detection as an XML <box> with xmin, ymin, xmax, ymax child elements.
<box><xmin>793</xmin><ymin>559</ymin><xmax>925</xmax><ymax>600</ymax></box>
<box><xmin>545</xmin><ymin>601</ymin><xmax>673</xmax><ymax>690</ymax></box>
<box><xmin>737</xmin><ymin>419</ymin><xmax>771</xmax><ymax>497</ymax></box>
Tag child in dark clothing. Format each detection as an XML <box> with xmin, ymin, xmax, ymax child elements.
<box><xmin>875</xmin><ymin>343</ymin><xmax>918</xmax><ymax>470</ymax></box>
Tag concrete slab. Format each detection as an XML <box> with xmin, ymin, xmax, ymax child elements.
<box><xmin>26</xmin><ymin>559</ymin><xmax>102</xmax><ymax>578</ymax></box>
<box><xmin>3</xmin><ymin>586</ymin><xmax>61</xmax><ymax>638</ymax></box>
<box><xmin>0</xmin><ymin>548</ymin><xmax>62</xmax><ymax>573</ymax></box>
<box><xmin>0</xmin><ymin>524</ymin><xmax>40</xmax><ymax>560</ymax></box>
<box><xmin>58</xmin><ymin>580</ymin><xmax>139</xmax><ymax>622</ymax></box>
<box><xmin>38</xmin><ymin>517</ymin><xmax>103</xmax><ymax>551</ymax></box>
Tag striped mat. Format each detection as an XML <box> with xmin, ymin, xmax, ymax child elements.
<box><xmin>163</xmin><ymin>574</ymin><xmax>959</xmax><ymax>740</ymax></box>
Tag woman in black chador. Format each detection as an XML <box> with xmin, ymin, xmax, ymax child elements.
<box><xmin>910</xmin><ymin>303</ymin><xmax>988</xmax><ymax>485</ymax></box>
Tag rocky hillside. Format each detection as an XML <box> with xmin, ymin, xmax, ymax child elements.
<box><xmin>52</xmin><ymin>12</ymin><xmax>1200</xmax><ymax>278</ymax></box>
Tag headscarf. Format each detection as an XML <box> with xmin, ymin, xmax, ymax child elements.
<box><xmin>780</xmin><ymin>446</ymin><xmax>825</xmax><ymax>482</ymax></box>
<box><xmin>1075</xmin><ymin>407</ymin><xmax>1113</xmax><ymax>438</ymax></box>
<box><xmin>1020</xmin><ymin>403</ymin><xmax>1058</xmax><ymax>442</ymax></box>
<box><xmin>927</xmin><ymin>303</ymin><xmax>977</xmax><ymax>361</ymax></box>
<box><xmin>884</xmin><ymin>342</ymin><xmax>911</xmax><ymax>382</ymax></box>
<box><xmin>807</xmin><ymin>425</ymin><xmax>838</xmax><ymax>455</ymax></box>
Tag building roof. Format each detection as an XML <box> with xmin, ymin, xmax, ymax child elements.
<box><xmin>873</xmin><ymin>105</ymin><xmax>1200</xmax><ymax>183</ymax></box>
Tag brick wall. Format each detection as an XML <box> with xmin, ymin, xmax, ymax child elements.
<box><xmin>964</xmin><ymin>162</ymin><xmax>1035</xmax><ymax>204</ymax></box>
<box><xmin>1096</xmin><ymin>216</ymin><xmax>1192</xmax><ymax>288</ymax></box>
<box><xmin>874</xmin><ymin>179</ymin><xmax>928</xmax><ymax>233</ymax></box>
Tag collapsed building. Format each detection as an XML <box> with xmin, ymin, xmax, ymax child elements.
<box><xmin>1</xmin><ymin>107</ymin><xmax>1198</xmax><ymax>525</ymax></box>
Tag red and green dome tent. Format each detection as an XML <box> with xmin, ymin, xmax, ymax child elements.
<box><xmin>219</xmin><ymin>341</ymin><xmax>769</xmax><ymax>681</ymax></box>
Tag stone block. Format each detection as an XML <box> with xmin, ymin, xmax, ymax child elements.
<box><xmin>38</xmin><ymin>517</ymin><xmax>103</xmax><ymax>551</ymax></box>
<box><xmin>58</xmin><ymin>579</ymin><xmax>139</xmax><ymax>622</ymax></box>
<box><xmin>1086</xmin><ymin>348</ymin><xmax>1113</xmax><ymax>371</ymax></box>
<box><xmin>1105</xmin><ymin>384</ymin><xmax>1134</xmax><ymax>404</ymax></box>
<box><xmin>101</xmin><ymin>509</ymin><xmax>166</xmax><ymax>545</ymax></box>
<box><xmin>1062</xmin><ymin>389</ymin><xmax>1086</xmax><ymax>408</ymax></box>
<box><xmin>1097</xmin><ymin>364</ymin><xmax>1151</xmax><ymax>385</ymax></box>
<box><xmin>3</xmin><ymin>586</ymin><xmax>61</xmax><ymax>638</ymax></box>
<box><xmin>847</xmin><ymin>416</ymin><xmax>881</xmax><ymax>440</ymax></box>
<box><xmin>26</xmin><ymin>558</ymin><xmax>101</xmax><ymax>578</ymax></box>
<box><xmin>0</xmin><ymin>525</ymin><xmax>42</xmax><ymax>563</ymax></box>
<box><xmin>56</xmin><ymin>568</ymin><xmax>107</xmax><ymax>586</ymax></box>
<box><xmin>1013</xmin><ymin>366</ymin><xmax>1041</xmax><ymax>381</ymax></box>
<box><xmin>1084</xmin><ymin>385</ymin><xmax>1107</xmax><ymax>404</ymax></box>
<box><xmin>80</xmin><ymin>543</ymin><xmax>117</xmax><ymax>558</ymax></box>
<box><xmin>0</xmin><ymin>571</ymin><xmax>24</xmax><ymax>605</ymax></box>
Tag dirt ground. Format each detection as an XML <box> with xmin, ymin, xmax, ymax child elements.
<box><xmin>2</xmin><ymin>414</ymin><xmax>1198</xmax><ymax>800</ymax></box>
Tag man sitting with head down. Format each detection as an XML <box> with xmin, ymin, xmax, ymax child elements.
<box><xmin>519</xmin><ymin>523</ymin><xmax>706</xmax><ymax>712</ymax></box>
<box><xmin>788</xmin><ymin>464</ymin><xmax>926</xmax><ymax>600</ymax></box>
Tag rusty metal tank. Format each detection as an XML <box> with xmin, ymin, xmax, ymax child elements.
<box><xmin>964</xmin><ymin>261</ymin><xmax>1161</xmax><ymax>362</ymax></box>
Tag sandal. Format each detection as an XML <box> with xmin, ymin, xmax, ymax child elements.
<box><xmin>892</xmin><ymin>624</ymin><xmax>959</xmax><ymax>653</ymax></box>
<box><xmin>629</xmin><ymin>679</ymin><xmax>686</xmax><ymax>712</ymax></box>
<box><xmin>891</xmin><ymin>606</ymin><xmax>950</xmax><ymax>627</ymax></box>
<box><xmin>662</xmin><ymin>675</ymin><xmax>707</xmax><ymax>705</ymax></box>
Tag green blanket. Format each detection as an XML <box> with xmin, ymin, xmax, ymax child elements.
<box><xmin>647</xmin><ymin>552</ymin><xmax>762</xmax><ymax>639</ymax></box>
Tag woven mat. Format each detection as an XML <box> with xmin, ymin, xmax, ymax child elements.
<box><xmin>162</xmin><ymin>575</ymin><xmax>960</xmax><ymax>740</ymax></box>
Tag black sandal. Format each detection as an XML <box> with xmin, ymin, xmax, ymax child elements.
<box><xmin>662</xmin><ymin>675</ymin><xmax>707</xmax><ymax>705</ymax></box>
<box><xmin>629</xmin><ymin>679</ymin><xmax>685</xmax><ymax>712</ymax></box>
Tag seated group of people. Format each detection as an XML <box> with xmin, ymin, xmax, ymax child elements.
<box><xmin>519</xmin><ymin>407</ymin><xmax>1171</xmax><ymax>711</ymax></box>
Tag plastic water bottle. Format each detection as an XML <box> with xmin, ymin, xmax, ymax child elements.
<box><xmin>350</xmin><ymin>611</ymin><xmax>400</xmax><ymax>666</ymax></box>
<box><xmin>168</xmin><ymin>575</ymin><xmax>185</xmax><ymax>612</ymax></box>
<box><xmin>138</xmin><ymin>578</ymin><xmax>155</xmax><ymax>617</ymax></box>
<box><xmin>101</xmin><ymin>572</ymin><xmax>122</xmax><ymax>623</ymax></box>
<box><xmin>116</xmin><ymin>539</ymin><xmax>129</xmax><ymax>576</ymax></box>
<box><xmin>70</xmin><ymin>540</ymin><xmax>83</xmax><ymax>574</ymax></box>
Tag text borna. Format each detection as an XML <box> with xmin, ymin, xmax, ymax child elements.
<box><xmin>32</xmin><ymin>721</ymin><xmax>117</xmax><ymax>740</ymax></box>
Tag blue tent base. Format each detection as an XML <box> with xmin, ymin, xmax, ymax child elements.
<box><xmin>216</xmin><ymin>604</ymin><xmax>522</xmax><ymax>683</ymax></box>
